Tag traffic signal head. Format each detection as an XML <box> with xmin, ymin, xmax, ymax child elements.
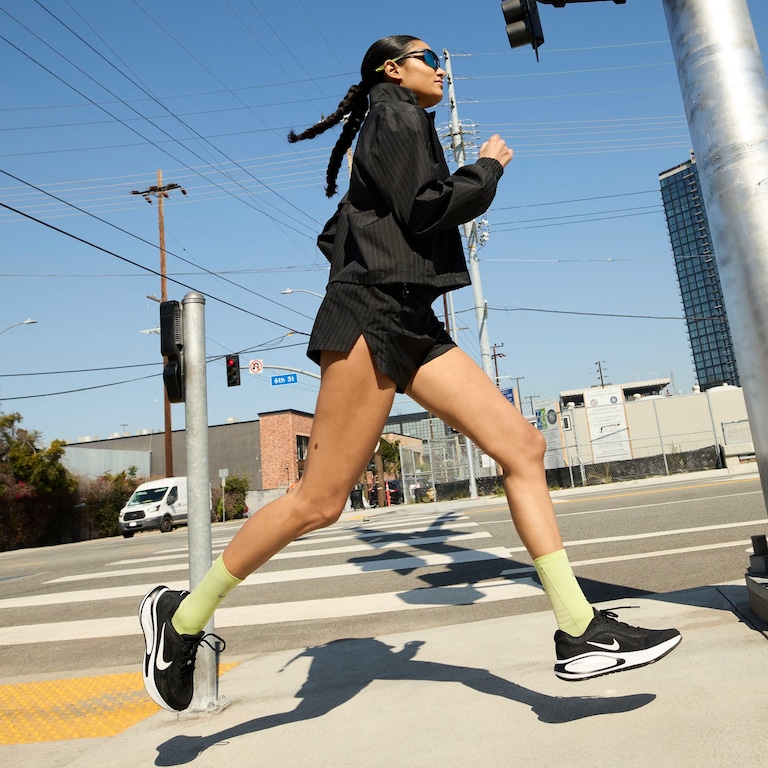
<box><xmin>501</xmin><ymin>0</ymin><xmax>544</xmax><ymax>56</ymax></box>
<box><xmin>538</xmin><ymin>1</ymin><xmax>626</xmax><ymax>6</ymax></box>
<box><xmin>160</xmin><ymin>300</ymin><xmax>185</xmax><ymax>403</ymax></box>
<box><xmin>226</xmin><ymin>354</ymin><xmax>241</xmax><ymax>387</ymax></box>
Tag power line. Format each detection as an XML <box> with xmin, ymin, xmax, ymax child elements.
<box><xmin>459</xmin><ymin>305</ymin><xmax>727</xmax><ymax>322</ymax></box>
<box><xmin>0</xmin><ymin>167</ymin><xmax>316</xmax><ymax>322</ymax></box>
<box><xmin>34</xmin><ymin>0</ymin><xmax>325</xmax><ymax>228</ymax></box>
<box><xmin>492</xmin><ymin>203</ymin><xmax>662</xmax><ymax>227</ymax></box>
<box><xmin>494</xmin><ymin>209</ymin><xmax>661</xmax><ymax>232</ymax></box>
<box><xmin>0</xmin><ymin>341</ymin><xmax>307</xmax><ymax>378</ymax></box>
<box><xmin>0</xmin><ymin>199</ymin><xmax>312</xmax><ymax>335</ymax></box>
<box><xmin>0</xmin><ymin>20</ymin><xmax>316</xmax><ymax>238</ymax></box>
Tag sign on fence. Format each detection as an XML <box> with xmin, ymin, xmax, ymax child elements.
<box><xmin>584</xmin><ymin>385</ymin><xmax>633</xmax><ymax>462</ymax></box>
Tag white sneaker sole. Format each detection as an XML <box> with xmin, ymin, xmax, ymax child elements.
<box><xmin>555</xmin><ymin>633</ymin><xmax>682</xmax><ymax>681</ymax></box>
<box><xmin>139</xmin><ymin>586</ymin><xmax>174</xmax><ymax>711</ymax></box>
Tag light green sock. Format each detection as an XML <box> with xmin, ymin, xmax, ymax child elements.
<box><xmin>171</xmin><ymin>554</ymin><xmax>242</xmax><ymax>636</ymax></box>
<box><xmin>534</xmin><ymin>549</ymin><xmax>594</xmax><ymax>637</ymax></box>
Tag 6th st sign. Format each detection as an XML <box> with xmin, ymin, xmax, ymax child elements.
<box><xmin>271</xmin><ymin>373</ymin><xmax>298</xmax><ymax>386</ymax></box>
<box><xmin>247</xmin><ymin>362</ymin><xmax>318</xmax><ymax>384</ymax></box>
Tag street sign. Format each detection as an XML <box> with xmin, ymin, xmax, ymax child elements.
<box><xmin>270</xmin><ymin>373</ymin><xmax>298</xmax><ymax>386</ymax></box>
<box><xmin>249</xmin><ymin>359</ymin><xmax>263</xmax><ymax>374</ymax></box>
<box><xmin>218</xmin><ymin>468</ymin><xmax>229</xmax><ymax>479</ymax></box>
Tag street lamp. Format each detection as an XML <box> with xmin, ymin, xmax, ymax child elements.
<box><xmin>280</xmin><ymin>288</ymin><xmax>325</xmax><ymax>299</ymax></box>
<box><xmin>0</xmin><ymin>318</ymin><xmax>37</xmax><ymax>336</ymax></box>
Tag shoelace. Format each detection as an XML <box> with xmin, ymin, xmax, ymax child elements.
<box><xmin>178</xmin><ymin>632</ymin><xmax>227</xmax><ymax>679</ymax></box>
<box><xmin>597</xmin><ymin>606</ymin><xmax>639</xmax><ymax>627</ymax></box>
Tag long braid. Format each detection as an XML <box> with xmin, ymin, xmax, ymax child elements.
<box><xmin>287</xmin><ymin>35</ymin><xmax>419</xmax><ymax>198</ymax></box>
<box><xmin>288</xmin><ymin>82</ymin><xmax>369</xmax><ymax>197</ymax></box>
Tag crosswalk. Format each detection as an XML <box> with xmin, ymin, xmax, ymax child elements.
<box><xmin>2</xmin><ymin>504</ymin><xmax>760</xmax><ymax>656</ymax></box>
<box><xmin>0</xmin><ymin>508</ymin><xmax>541</xmax><ymax>649</ymax></box>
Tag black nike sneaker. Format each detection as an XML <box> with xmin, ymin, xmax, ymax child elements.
<box><xmin>139</xmin><ymin>586</ymin><xmax>225</xmax><ymax>712</ymax></box>
<box><xmin>554</xmin><ymin>608</ymin><xmax>682</xmax><ymax>681</ymax></box>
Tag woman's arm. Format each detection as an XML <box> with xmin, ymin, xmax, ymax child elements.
<box><xmin>357</xmin><ymin>106</ymin><xmax>509</xmax><ymax>237</ymax></box>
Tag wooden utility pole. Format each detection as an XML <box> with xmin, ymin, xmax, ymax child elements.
<box><xmin>131</xmin><ymin>171</ymin><xmax>187</xmax><ymax>477</ymax></box>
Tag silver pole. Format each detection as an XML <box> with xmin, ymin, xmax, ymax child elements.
<box><xmin>449</xmin><ymin>291</ymin><xmax>479</xmax><ymax>499</ymax></box>
<box><xmin>444</xmin><ymin>49</ymin><xmax>494</xmax><ymax>379</ymax></box>
<box><xmin>704</xmin><ymin>390</ymin><xmax>724</xmax><ymax>468</ymax></box>
<box><xmin>652</xmin><ymin>399</ymin><xmax>670</xmax><ymax>476</ymax></box>
<box><xmin>182</xmin><ymin>291</ymin><xmax>225</xmax><ymax>713</ymax></box>
<box><xmin>569</xmin><ymin>408</ymin><xmax>586</xmax><ymax>487</ymax></box>
<box><xmin>663</xmin><ymin>0</ymin><xmax>768</xmax><ymax>505</ymax></box>
<box><xmin>464</xmin><ymin>435</ymin><xmax>478</xmax><ymax>499</ymax></box>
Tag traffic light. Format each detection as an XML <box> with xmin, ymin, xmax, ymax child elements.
<box><xmin>160</xmin><ymin>300</ymin><xmax>185</xmax><ymax>403</ymax></box>
<box><xmin>503</xmin><ymin>1</ymin><xmax>627</xmax><ymax>58</ymax></box>
<box><xmin>226</xmin><ymin>354</ymin><xmax>241</xmax><ymax>387</ymax></box>
<box><xmin>501</xmin><ymin>0</ymin><xmax>544</xmax><ymax>56</ymax></box>
<box><xmin>538</xmin><ymin>1</ymin><xmax>626</xmax><ymax>6</ymax></box>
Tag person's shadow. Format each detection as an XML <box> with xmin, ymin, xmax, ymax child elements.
<box><xmin>155</xmin><ymin>637</ymin><xmax>655</xmax><ymax>766</ymax></box>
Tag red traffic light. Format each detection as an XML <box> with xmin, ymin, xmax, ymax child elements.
<box><xmin>225</xmin><ymin>354</ymin><xmax>241</xmax><ymax>387</ymax></box>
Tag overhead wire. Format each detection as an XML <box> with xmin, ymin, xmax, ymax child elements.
<box><xmin>0</xmin><ymin>12</ymin><xmax>316</xmax><ymax>239</ymax></box>
<box><xmin>34</xmin><ymin>0</ymin><xmax>322</xmax><ymax>230</ymax></box>
<box><xmin>0</xmin><ymin>167</ymin><xmax>317</xmax><ymax>322</ymax></box>
<box><xmin>124</xmin><ymin>0</ymin><xmax>328</xmax><ymax>222</ymax></box>
<box><xmin>0</xmin><ymin>198</ymin><xmax>313</xmax><ymax>335</ymax></box>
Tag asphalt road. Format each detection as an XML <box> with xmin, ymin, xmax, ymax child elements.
<box><xmin>0</xmin><ymin>472</ymin><xmax>764</xmax><ymax>681</ymax></box>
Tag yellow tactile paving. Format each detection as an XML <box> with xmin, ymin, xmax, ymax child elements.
<box><xmin>0</xmin><ymin>664</ymin><xmax>238</xmax><ymax>745</ymax></box>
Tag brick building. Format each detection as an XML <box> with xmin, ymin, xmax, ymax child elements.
<box><xmin>65</xmin><ymin>409</ymin><xmax>314</xmax><ymax>492</ymax></box>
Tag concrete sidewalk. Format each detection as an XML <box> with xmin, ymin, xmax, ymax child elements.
<box><xmin>11</xmin><ymin>581</ymin><xmax>768</xmax><ymax>768</ymax></box>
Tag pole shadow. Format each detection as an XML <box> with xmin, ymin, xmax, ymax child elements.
<box><xmin>155</xmin><ymin>637</ymin><xmax>655</xmax><ymax>766</ymax></box>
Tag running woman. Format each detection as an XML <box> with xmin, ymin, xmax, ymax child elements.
<box><xmin>140</xmin><ymin>35</ymin><xmax>681</xmax><ymax>712</ymax></box>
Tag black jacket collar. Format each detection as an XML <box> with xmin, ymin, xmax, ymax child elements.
<box><xmin>369</xmin><ymin>81</ymin><xmax>420</xmax><ymax>108</ymax></box>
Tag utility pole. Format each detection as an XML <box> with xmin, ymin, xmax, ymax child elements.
<box><xmin>444</xmin><ymin>49</ymin><xmax>493</xmax><ymax>380</ymax></box>
<box><xmin>596</xmin><ymin>361</ymin><xmax>607</xmax><ymax>388</ymax></box>
<box><xmin>527</xmin><ymin>394</ymin><xmax>541</xmax><ymax>417</ymax></box>
<box><xmin>512</xmin><ymin>375</ymin><xmax>525</xmax><ymax>414</ymax></box>
<box><xmin>491</xmin><ymin>343</ymin><xmax>506</xmax><ymax>388</ymax></box>
<box><xmin>662</xmin><ymin>0</ymin><xmax>768</xmax><ymax>508</ymax></box>
<box><xmin>131</xmin><ymin>171</ymin><xmax>187</xmax><ymax>477</ymax></box>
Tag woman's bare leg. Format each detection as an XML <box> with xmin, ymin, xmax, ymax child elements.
<box><xmin>222</xmin><ymin>336</ymin><xmax>397</xmax><ymax>578</ymax></box>
<box><xmin>406</xmin><ymin>346</ymin><xmax>562</xmax><ymax>558</ymax></box>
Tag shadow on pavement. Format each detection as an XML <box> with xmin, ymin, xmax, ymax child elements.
<box><xmin>154</xmin><ymin>637</ymin><xmax>655</xmax><ymax>766</ymax></box>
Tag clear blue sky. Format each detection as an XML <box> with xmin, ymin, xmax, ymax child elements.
<box><xmin>2</xmin><ymin>0</ymin><xmax>767</xmax><ymax>445</ymax></box>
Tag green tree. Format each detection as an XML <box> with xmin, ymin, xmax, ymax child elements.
<box><xmin>213</xmin><ymin>474</ymin><xmax>250</xmax><ymax>521</ymax></box>
<box><xmin>379</xmin><ymin>437</ymin><xmax>401</xmax><ymax>476</ymax></box>
<box><xmin>0</xmin><ymin>412</ymin><xmax>77</xmax><ymax>550</ymax></box>
<box><xmin>76</xmin><ymin>469</ymin><xmax>142</xmax><ymax>538</ymax></box>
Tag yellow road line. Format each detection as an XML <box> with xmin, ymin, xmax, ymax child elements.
<box><xmin>0</xmin><ymin>663</ymin><xmax>238</xmax><ymax>745</ymax></box>
<box><xmin>550</xmin><ymin>476</ymin><xmax>759</xmax><ymax>505</ymax></box>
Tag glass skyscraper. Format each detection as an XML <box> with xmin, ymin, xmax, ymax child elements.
<box><xmin>659</xmin><ymin>156</ymin><xmax>740</xmax><ymax>390</ymax></box>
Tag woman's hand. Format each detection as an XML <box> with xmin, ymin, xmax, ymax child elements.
<box><xmin>479</xmin><ymin>134</ymin><xmax>513</xmax><ymax>168</ymax></box>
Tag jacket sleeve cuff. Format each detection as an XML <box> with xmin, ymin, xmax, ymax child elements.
<box><xmin>476</xmin><ymin>157</ymin><xmax>504</xmax><ymax>181</ymax></box>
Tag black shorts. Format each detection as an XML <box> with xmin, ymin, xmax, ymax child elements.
<box><xmin>307</xmin><ymin>282</ymin><xmax>456</xmax><ymax>393</ymax></box>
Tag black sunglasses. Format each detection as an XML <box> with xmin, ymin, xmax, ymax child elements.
<box><xmin>375</xmin><ymin>48</ymin><xmax>442</xmax><ymax>73</ymax></box>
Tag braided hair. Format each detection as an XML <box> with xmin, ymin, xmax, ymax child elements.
<box><xmin>288</xmin><ymin>35</ymin><xmax>420</xmax><ymax>197</ymax></box>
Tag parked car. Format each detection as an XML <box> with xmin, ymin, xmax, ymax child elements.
<box><xmin>369</xmin><ymin>479</ymin><xmax>404</xmax><ymax>507</ymax></box>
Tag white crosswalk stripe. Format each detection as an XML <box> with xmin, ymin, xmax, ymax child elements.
<box><xmin>0</xmin><ymin>508</ymin><xmax>535</xmax><ymax>648</ymax></box>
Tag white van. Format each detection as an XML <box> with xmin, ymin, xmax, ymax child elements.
<box><xmin>118</xmin><ymin>477</ymin><xmax>188</xmax><ymax>538</ymax></box>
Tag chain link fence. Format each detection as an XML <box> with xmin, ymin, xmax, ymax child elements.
<box><xmin>397</xmin><ymin>419</ymin><xmax>738</xmax><ymax>500</ymax></box>
<box><xmin>399</xmin><ymin>436</ymin><xmax>500</xmax><ymax>503</ymax></box>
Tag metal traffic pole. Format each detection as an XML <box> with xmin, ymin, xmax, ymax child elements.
<box><xmin>182</xmin><ymin>291</ymin><xmax>227</xmax><ymax>713</ymax></box>
<box><xmin>662</xmin><ymin>0</ymin><xmax>768</xmax><ymax>504</ymax></box>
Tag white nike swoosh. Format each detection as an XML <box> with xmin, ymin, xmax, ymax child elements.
<box><xmin>156</xmin><ymin>624</ymin><xmax>173</xmax><ymax>671</ymax></box>
<box><xmin>587</xmin><ymin>638</ymin><xmax>621</xmax><ymax>651</ymax></box>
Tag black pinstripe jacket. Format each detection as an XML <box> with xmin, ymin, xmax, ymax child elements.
<box><xmin>317</xmin><ymin>82</ymin><xmax>503</xmax><ymax>292</ymax></box>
